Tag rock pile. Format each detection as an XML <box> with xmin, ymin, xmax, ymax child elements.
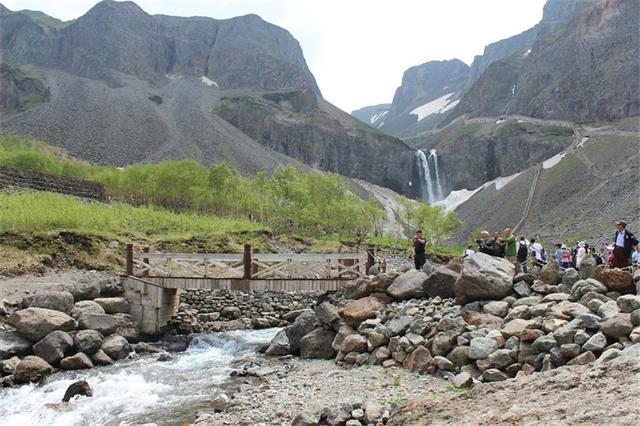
<box><xmin>0</xmin><ymin>279</ymin><xmax>135</xmax><ymax>387</ymax></box>
<box><xmin>168</xmin><ymin>289</ymin><xmax>324</xmax><ymax>334</ymax></box>
<box><xmin>293</xmin><ymin>402</ymin><xmax>391</xmax><ymax>426</ymax></box>
<box><xmin>267</xmin><ymin>253</ymin><xmax>640</xmax><ymax>387</ymax></box>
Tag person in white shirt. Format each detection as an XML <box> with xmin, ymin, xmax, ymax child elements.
<box><xmin>530</xmin><ymin>238</ymin><xmax>544</xmax><ymax>267</ymax></box>
<box><xmin>632</xmin><ymin>246</ymin><xmax>640</xmax><ymax>266</ymax></box>
<box><xmin>575</xmin><ymin>241</ymin><xmax>588</xmax><ymax>269</ymax></box>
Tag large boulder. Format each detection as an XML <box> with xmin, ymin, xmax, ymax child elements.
<box><xmin>468</xmin><ymin>337</ymin><xmax>498</xmax><ymax>360</ymax></box>
<box><xmin>28</xmin><ymin>291</ymin><xmax>75</xmax><ymax>314</ymax></box>
<box><xmin>571</xmin><ymin>279</ymin><xmax>608</xmax><ymax>300</ymax></box>
<box><xmin>101</xmin><ymin>335</ymin><xmax>130</xmax><ymax>360</ymax></box>
<box><xmin>60</xmin><ymin>352</ymin><xmax>94</xmax><ymax>370</ymax></box>
<box><xmin>265</xmin><ymin>329</ymin><xmax>291</xmax><ymax>356</ymax></box>
<box><xmin>595</xmin><ymin>268</ymin><xmax>635</xmax><ymax>294</ymax></box>
<box><xmin>0</xmin><ymin>331</ymin><xmax>32</xmax><ymax>359</ymax></box>
<box><xmin>338</xmin><ymin>297</ymin><xmax>382</xmax><ymax>326</ymax></box>
<box><xmin>424</xmin><ymin>268</ymin><xmax>459</xmax><ymax>299</ymax></box>
<box><xmin>74</xmin><ymin>330</ymin><xmax>104</xmax><ymax>355</ymax></box>
<box><xmin>299</xmin><ymin>328</ymin><xmax>337</xmax><ymax>359</ymax></box>
<box><xmin>70</xmin><ymin>301</ymin><xmax>106</xmax><ymax>319</ymax></box>
<box><xmin>32</xmin><ymin>330</ymin><xmax>73</xmax><ymax>365</ymax></box>
<box><xmin>578</xmin><ymin>256</ymin><xmax>597</xmax><ymax>280</ymax></box>
<box><xmin>78</xmin><ymin>314</ymin><xmax>118</xmax><ymax>335</ymax></box>
<box><xmin>562</xmin><ymin>268</ymin><xmax>579</xmax><ymax>287</ymax></box>
<box><xmin>402</xmin><ymin>346</ymin><xmax>432</xmax><ymax>374</ymax></box>
<box><xmin>63</xmin><ymin>280</ymin><xmax>101</xmax><ymax>301</ymax></box>
<box><xmin>539</xmin><ymin>264</ymin><xmax>561</xmax><ymax>285</ymax></box>
<box><xmin>93</xmin><ymin>298</ymin><xmax>130</xmax><ymax>314</ymax></box>
<box><xmin>315</xmin><ymin>302</ymin><xmax>341</xmax><ymax>330</ymax></box>
<box><xmin>366</xmin><ymin>273</ymin><xmax>398</xmax><ymax>294</ymax></box>
<box><xmin>454</xmin><ymin>253</ymin><xmax>515</xmax><ymax>304</ymax></box>
<box><xmin>7</xmin><ymin>308</ymin><xmax>75</xmax><ymax>342</ymax></box>
<box><xmin>386</xmin><ymin>269</ymin><xmax>427</xmax><ymax>300</ymax></box>
<box><xmin>91</xmin><ymin>349</ymin><xmax>114</xmax><ymax>365</ymax></box>
<box><xmin>0</xmin><ymin>356</ymin><xmax>20</xmax><ymax>376</ymax></box>
<box><xmin>339</xmin><ymin>334</ymin><xmax>367</xmax><ymax>354</ymax></box>
<box><xmin>14</xmin><ymin>356</ymin><xmax>53</xmax><ymax>383</ymax></box>
<box><xmin>285</xmin><ymin>311</ymin><xmax>318</xmax><ymax>355</ymax></box>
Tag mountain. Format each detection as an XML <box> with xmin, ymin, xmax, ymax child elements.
<box><xmin>351</xmin><ymin>103</ymin><xmax>391</xmax><ymax>128</ymax></box>
<box><xmin>0</xmin><ymin>0</ymin><xmax>416</xmax><ymax>194</ymax></box>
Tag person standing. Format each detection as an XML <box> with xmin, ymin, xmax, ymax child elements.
<box><xmin>554</xmin><ymin>243</ymin><xmax>564</xmax><ymax>267</ymax></box>
<box><xmin>477</xmin><ymin>231</ymin><xmax>493</xmax><ymax>255</ymax></box>
<box><xmin>632</xmin><ymin>245</ymin><xmax>640</xmax><ymax>267</ymax></box>
<box><xmin>530</xmin><ymin>238</ymin><xmax>544</xmax><ymax>267</ymax></box>
<box><xmin>516</xmin><ymin>236</ymin><xmax>529</xmax><ymax>273</ymax></box>
<box><xmin>613</xmin><ymin>221</ymin><xmax>638</xmax><ymax>268</ymax></box>
<box><xmin>491</xmin><ymin>231</ymin><xmax>505</xmax><ymax>258</ymax></box>
<box><xmin>412</xmin><ymin>230</ymin><xmax>427</xmax><ymax>270</ymax></box>
<box><xmin>503</xmin><ymin>228</ymin><xmax>517</xmax><ymax>264</ymax></box>
<box><xmin>575</xmin><ymin>241</ymin><xmax>588</xmax><ymax>270</ymax></box>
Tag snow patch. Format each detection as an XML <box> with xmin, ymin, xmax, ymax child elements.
<box><xmin>542</xmin><ymin>152</ymin><xmax>566</xmax><ymax>169</ymax></box>
<box><xmin>435</xmin><ymin>171</ymin><xmax>521</xmax><ymax>213</ymax></box>
<box><xmin>201</xmin><ymin>76</ymin><xmax>219</xmax><ymax>88</ymax></box>
<box><xmin>523</xmin><ymin>48</ymin><xmax>531</xmax><ymax>57</ymax></box>
<box><xmin>376</xmin><ymin>121</ymin><xmax>385</xmax><ymax>128</ymax></box>
<box><xmin>410</xmin><ymin>93</ymin><xmax>458</xmax><ymax>121</ymax></box>
<box><xmin>370</xmin><ymin>110</ymin><xmax>389</xmax><ymax>124</ymax></box>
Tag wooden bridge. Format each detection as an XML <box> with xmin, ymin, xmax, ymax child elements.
<box><xmin>122</xmin><ymin>244</ymin><xmax>375</xmax><ymax>335</ymax></box>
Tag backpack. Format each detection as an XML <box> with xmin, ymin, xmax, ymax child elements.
<box><xmin>517</xmin><ymin>243</ymin><xmax>528</xmax><ymax>259</ymax></box>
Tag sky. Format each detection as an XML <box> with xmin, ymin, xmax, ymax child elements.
<box><xmin>4</xmin><ymin>0</ymin><xmax>546</xmax><ymax>112</ymax></box>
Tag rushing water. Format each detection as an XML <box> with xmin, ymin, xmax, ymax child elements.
<box><xmin>0</xmin><ymin>328</ymin><xmax>279</xmax><ymax>426</ymax></box>
<box><xmin>429</xmin><ymin>149</ymin><xmax>443</xmax><ymax>201</ymax></box>
<box><xmin>415</xmin><ymin>149</ymin><xmax>435</xmax><ymax>203</ymax></box>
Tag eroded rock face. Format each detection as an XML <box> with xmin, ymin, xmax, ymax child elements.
<box><xmin>454</xmin><ymin>254</ymin><xmax>515</xmax><ymax>304</ymax></box>
<box><xmin>7</xmin><ymin>308</ymin><xmax>75</xmax><ymax>342</ymax></box>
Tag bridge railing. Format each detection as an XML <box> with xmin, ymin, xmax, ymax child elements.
<box><xmin>125</xmin><ymin>244</ymin><xmax>374</xmax><ymax>280</ymax></box>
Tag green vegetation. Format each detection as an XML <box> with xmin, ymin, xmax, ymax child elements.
<box><xmin>397</xmin><ymin>196</ymin><xmax>463</xmax><ymax>245</ymax></box>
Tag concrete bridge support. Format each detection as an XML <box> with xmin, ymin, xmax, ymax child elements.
<box><xmin>122</xmin><ymin>276</ymin><xmax>181</xmax><ymax>336</ymax></box>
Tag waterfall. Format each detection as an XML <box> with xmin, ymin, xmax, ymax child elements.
<box><xmin>415</xmin><ymin>149</ymin><xmax>435</xmax><ymax>203</ymax></box>
<box><xmin>429</xmin><ymin>149</ymin><xmax>443</xmax><ymax>200</ymax></box>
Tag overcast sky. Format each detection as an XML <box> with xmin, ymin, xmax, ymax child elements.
<box><xmin>4</xmin><ymin>0</ymin><xmax>546</xmax><ymax>112</ymax></box>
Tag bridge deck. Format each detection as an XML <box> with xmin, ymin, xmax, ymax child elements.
<box><xmin>129</xmin><ymin>276</ymin><xmax>349</xmax><ymax>292</ymax></box>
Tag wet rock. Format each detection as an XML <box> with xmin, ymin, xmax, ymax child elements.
<box><xmin>101</xmin><ymin>335</ymin><xmax>130</xmax><ymax>360</ymax></box>
<box><xmin>157</xmin><ymin>353</ymin><xmax>174</xmax><ymax>362</ymax></box>
<box><xmin>74</xmin><ymin>330</ymin><xmax>104</xmax><ymax>355</ymax></box>
<box><xmin>70</xmin><ymin>301</ymin><xmax>106</xmax><ymax>320</ymax></box>
<box><xmin>386</xmin><ymin>269</ymin><xmax>427</xmax><ymax>300</ymax></box>
<box><xmin>91</xmin><ymin>349</ymin><xmax>114</xmax><ymax>365</ymax></box>
<box><xmin>0</xmin><ymin>356</ymin><xmax>20</xmax><ymax>376</ymax></box>
<box><xmin>424</xmin><ymin>268</ymin><xmax>459</xmax><ymax>299</ymax></box>
<box><xmin>14</xmin><ymin>356</ymin><xmax>53</xmax><ymax>383</ymax></box>
<box><xmin>211</xmin><ymin>393</ymin><xmax>229</xmax><ymax>413</ymax></box>
<box><xmin>93</xmin><ymin>298</ymin><xmax>130</xmax><ymax>314</ymax></box>
<box><xmin>62</xmin><ymin>380</ymin><xmax>93</xmax><ymax>402</ymax></box>
<box><xmin>60</xmin><ymin>352</ymin><xmax>94</xmax><ymax>370</ymax></box>
<box><xmin>0</xmin><ymin>331</ymin><xmax>32</xmax><ymax>359</ymax></box>
<box><xmin>132</xmin><ymin>342</ymin><xmax>162</xmax><ymax>353</ymax></box>
<box><xmin>300</xmin><ymin>328</ymin><xmax>336</xmax><ymax>359</ymax></box>
<box><xmin>78</xmin><ymin>314</ymin><xmax>118</xmax><ymax>336</ymax></box>
<box><xmin>33</xmin><ymin>330</ymin><xmax>74</xmax><ymax>365</ymax></box>
<box><xmin>165</xmin><ymin>335</ymin><xmax>190</xmax><ymax>352</ymax></box>
<box><xmin>28</xmin><ymin>291</ymin><xmax>75</xmax><ymax>314</ymax></box>
<box><xmin>338</xmin><ymin>297</ymin><xmax>382</xmax><ymax>326</ymax></box>
<box><xmin>7</xmin><ymin>308</ymin><xmax>75</xmax><ymax>342</ymax></box>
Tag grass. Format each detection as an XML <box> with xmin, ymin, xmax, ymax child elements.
<box><xmin>0</xmin><ymin>191</ymin><xmax>267</xmax><ymax>240</ymax></box>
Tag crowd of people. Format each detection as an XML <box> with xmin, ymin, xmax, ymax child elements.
<box><xmin>464</xmin><ymin>221</ymin><xmax>639</xmax><ymax>273</ymax></box>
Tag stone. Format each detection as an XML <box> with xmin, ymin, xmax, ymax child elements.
<box><xmin>74</xmin><ymin>330</ymin><xmax>104</xmax><ymax>355</ymax></box>
<box><xmin>600</xmin><ymin>315</ymin><xmax>633</xmax><ymax>338</ymax></box>
<box><xmin>617</xmin><ymin>295</ymin><xmax>640</xmax><ymax>313</ymax></box>
<box><xmin>483</xmin><ymin>301</ymin><xmax>510</xmax><ymax>318</ymax></box>
<box><xmin>531</xmin><ymin>334</ymin><xmax>556</xmax><ymax>353</ymax></box>
<box><xmin>513</xmin><ymin>273</ymin><xmax>535</xmax><ymax>285</ymax></box>
<box><xmin>386</xmin><ymin>315</ymin><xmax>412</xmax><ymax>337</ymax></box>
<box><xmin>340</xmin><ymin>334</ymin><xmax>367</xmax><ymax>354</ymax></box>
<box><xmin>431</xmin><ymin>332</ymin><xmax>456</xmax><ymax>356</ymax></box>
<box><xmin>33</xmin><ymin>330</ymin><xmax>74</xmax><ymax>365</ymax></box>
<box><xmin>520</xmin><ymin>329</ymin><xmax>545</xmax><ymax>343</ymax></box>
<box><xmin>573</xmin><ymin>329</ymin><xmax>590</xmax><ymax>345</ymax></box>
<box><xmin>562</xmin><ymin>268</ymin><xmax>579</xmax><ymax>287</ymax></box>
<box><xmin>433</xmin><ymin>355</ymin><xmax>454</xmax><ymax>371</ymax></box>
<box><xmin>386</xmin><ymin>269</ymin><xmax>427</xmax><ymax>300</ymax></box>
<box><xmin>543</xmin><ymin>318</ymin><xmax>568</xmax><ymax>333</ymax></box>
<box><xmin>28</xmin><ymin>291</ymin><xmax>75</xmax><ymax>314</ymax></box>
<box><xmin>292</xmin><ymin>410</ymin><xmax>318</xmax><ymax>426</ymax></box>
<box><xmin>460</xmin><ymin>309</ymin><xmax>503</xmax><ymax>329</ymax></box>
<box><xmin>469</xmin><ymin>337</ymin><xmax>498</xmax><ymax>360</ymax></box>
<box><xmin>315</xmin><ymin>302</ymin><xmax>340</xmax><ymax>329</ymax></box>
<box><xmin>437</xmin><ymin>316</ymin><xmax>467</xmax><ymax>333</ymax></box>
<box><xmin>483</xmin><ymin>369</ymin><xmax>509</xmax><ymax>382</ymax></box>
<box><xmin>300</xmin><ymin>328</ymin><xmax>336</xmax><ymax>359</ymax></box>
<box><xmin>576</xmin><ymin>314</ymin><xmax>601</xmax><ymax>330</ymax></box>
<box><xmin>452</xmin><ymin>371</ymin><xmax>473</xmax><ymax>388</ymax></box>
<box><xmin>582</xmin><ymin>332</ymin><xmax>607</xmax><ymax>352</ymax></box>
<box><xmin>541</xmin><ymin>293</ymin><xmax>571</xmax><ymax>303</ymax></box>
<box><xmin>370</xmin><ymin>346</ymin><xmax>391</xmax><ymax>365</ymax></box>
<box><xmin>632</xmin><ymin>310</ymin><xmax>640</xmax><ymax>326</ymax></box>
<box><xmin>286</xmin><ymin>311</ymin><xmax>318</xmax><ymax>355</ymax></box>
<box><xmin>265</xmin><ymin>329</ymin><xmax>290</xmax><ymax>355</ymax></box>
<box><xmin>513</xmin><ymin>281</ymin><xmax>532</xmax><ymax>297</ymax></box>
<box><xmin>62</xmin><ymin>380</ymin><xmax>93</xmax><ymax>402</ymax></box>
<box><xmin>488</xmin><ymin>349</ymin><xmax>514</xmax><ymax>369</ymax></box>
<box><xmin>93</xmin><ymin>298</ymin><xmax>130</xmax><ymax>314</ymax></box>
<box><xmin>63</xmin><ymin>281</ymin><xmax>101</xmax><ymax>301</ymax></box>
<box><xmin>157</xmin><ymin>353</ymin><xmax>174</xmax><ymax>362</ymax></box>
<box><xmin>0</xmin><ymin>331</ymin><xmax>32</xmax><ymax>359</ymax></box>
<box><xmin>70</xmin><ymin>301</ymin><xmax>106</xmax><ymax>319</ymax></box>
<box><xmin>567</xmin><ymin>350</ymin><xmax>596</xmax><ymax>366</ymax></box>
<box><xmin>338</xmin><ymin>297</ymin><xmax>382</xmax><ymax>327</ymax></box>
<box><xmin>402</xmin><ymin>345</ymin><xmax>432</xmax><ymax>373</ymax></box>
<box><xmin>91</xmin><ymin>349</ymin><xmax>114</xmax><ymax>365</ymax></box>
<box><xmin>78</xmin><ymin>314</ymin><xmax>118</xmax><ymax>336</ymax></box>
<box><xmin>367</xmin><ymin>331</ymin><xmax>387</xmax><ymax>351</ymax></box>
<box><xmin>14</xmin><ymin>356</ymin><xmax>53</xmax><ymax>383</ymax></box>
<box><xmin>454</xmin><ymin>253</ymin><xmax>515</xmax><ymax>304</ymax></box>
<box><xmin>553</xmin><ymin>319</ymin><xmax>583</xmax><ymax>345</ymax></box>
<box><xmin>424</xmin><ymin>268</ymin><xmax>459</xmax><ymax>299</ymax></box>
<box><xmin>511</xmin><ymin>296</ymin><xmax>542</xmax><ymax>308</ymax></box>
<box><xmin>571</xmin><ymin>279</ymin><xmax>607</xmax><ymax>300</ymax></box>
<box><xmin>597</xmin><ymin>301</ymin><xmax>620</xmax><ymax>320</ymax></box>
<box><xmin>364</xmin><ymin>401</ymin><xmax>383</xmax><ymax>423</ymax></box>
<box><xmin>0</xmin><ymin>356</ymin><xmax>20</xmax><ymax>376</ymax></box>
<box><xmin>597</xmin><ymin>348</ymin><xmax>622</xmax><ymax>363</ymax></box>
<box><xmin>447</xmin><ymin>346</ymin><xmax>470</xmax><ymax>367</ymax></box>
<box><xmin>578</xmin><ymin>257</ymin><xmax>597</xmax><ymax>280</ymax></box>
<box><xmin>7</xmin><ymin>308</ymin><xmax>75</xmax><ymax>342</ymax></box>
<box><xmin>501</xmin><ymin>319</ymin><xmax>536</xmax><ymax>338</ymax></box>
<box><xmin>346</xmin><ymin>421</ymin><xmax>363</xmax><ymax>426</ymax></box>
<box><xmin>596</xmin><ymin>268</ymin><xmax>635</xmax><ymax>293</ymax></box>
<box><xmin>101</xmin><ymin>335</ymin><xmax>130</xmax><ymax>360</ymax></box>
<box><xmin>60</xmin><ymin>352</ymin><xmax>94</xmax><ymax>370</ymax></box>
<box><xmin>211</xmin><ymin>393</ymin><xmax>229</xmax><ymax>413</ymax></box>
<box><xmin>283</xmin><ymin>309</ymin><xmax>311</xmax><ymax>323</ymax></box>
<box><xmin>366</xmin><ymin>273</ymin><xmax>398</xmax><ymax>294</ymax></box>
<box><xmin>221</xmin><ymin>306</ymin><xmax>241</xmax><ymax>319</ymax></box>
<box><xmin>539</xmin><ymin>264</ymin><xmax>561</xmax><ymax>285</ymax></box>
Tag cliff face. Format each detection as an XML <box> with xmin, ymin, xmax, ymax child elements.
<box><xmin>0</xmin><ymin>63</ymin><xmax>49</xmax><ymax>116</ymax></box>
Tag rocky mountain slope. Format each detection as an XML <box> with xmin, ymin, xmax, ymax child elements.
<box><xmin>0</xmin><ymin>1</ymin><xmax>416</xmax><ymax>194</ymax></box>
<box><xmin>351</xmin><ymin>103</ymin><xmax>391</xmax><ymax>128</ymax></box>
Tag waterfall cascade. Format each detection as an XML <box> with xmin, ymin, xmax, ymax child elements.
<box><xmin>415</xmin><ymin>149</ymin><xmax>445</xmax><ymax>204</ymax></box>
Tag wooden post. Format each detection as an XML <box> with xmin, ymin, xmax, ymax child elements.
<box><xmin>243</xmin><ymin>244</ymin><xmax>252</xmax><ymax>279</ymax></box>
<box><xmin>126</xmin><ymin>244</ymin><xmax>134</xmax><ymax>276</ymax></box>
<box><xmin>366</xmin><ymin>246</ymin><xmax>376</xmax><ymax>274</ymax></box>
<box><xmin>142</xmin><ymin>246</ymin><xmax>150</xmax><ymax>277</ymax></box>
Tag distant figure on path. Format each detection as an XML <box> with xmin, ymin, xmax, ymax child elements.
<box><xmin>516</xmin><ymin>236</ymin><xmax>529</xmax><ymax>273</ymax></box>
<box><xmin>503</xmin><ymin>228</ymin><xmax>517</xmax><ymax>264</ymax></box>
<box><xmin>613</xmin><ymin>221</ymin><xmax>638</xmax><ymax>268</ymax></box>
<box><xmin>412</xmin><ymin>230</ymin><xmax>427</xmax><ymax>270</ymax></box>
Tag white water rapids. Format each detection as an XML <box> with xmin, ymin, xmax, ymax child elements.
<box><xmin>0</xmin><ymin>328</ymin><xmax>279</xmax><ymax>426</ymax></box>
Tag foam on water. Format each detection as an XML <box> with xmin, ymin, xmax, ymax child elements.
<box><xmin>0</xmin><ymin>328</ymin><xmax>279</xmax><ymax>426</ymax></box>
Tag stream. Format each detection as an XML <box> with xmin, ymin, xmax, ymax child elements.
<box><xmin>0</xmin><ymin>328</ymin><xmax>279</xmax><ymax>426</ymax></box>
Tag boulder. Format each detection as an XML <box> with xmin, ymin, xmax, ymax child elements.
<box><xmin>315</xmin><ymin>302</ymin><xmax>341</xmax><ymax>330</ymax></box>
<box><xmin>468</xmin><ymin>337</ymin><xmax>498</xmax><ymax>360</ymax></box>
<box><xmin>338</xmin><ymin>297</ymin><xmax>382</xmax><ymax>326</ymax></box>
<box><xmin>452</xmin><ymin>371</ymin><xmax>473</xmax><ymax>388</ymax></box>
<box><xmin>32</xmin><ymin>330</ymin><xmax>74</xmax><ymax>365</ymax></box>
<box><xmin>221</xmin><ymin>306</ymin><xmax>241</xmax><ymax>319</ymax></box>
<box><xmin>571</xmin><ymin>279</ymin><xmax>608</xmax><ymax>300</ymax></box>
<box><xmin>617</xmin><ymin>295</ymin><xmax>640</xmax><ymax>313</ymax></box>
<box><xmin>386</xmin><ymin>269</ymin><xmax>427</xmax><ymax>300</ymax></box>
<box><xmin>0</xmin><ymin>331</ymin><xmax>32</xmax><ymax>359</ymax></box>
<box><xmin>299</xmin><ymin>328</ymin><xmax>336</xmax><ymax>359</ymax></box>
<box><xmin>595</xmin><ymin>268</ymin><xmax>635</xmax><ymax>294</ymax></box>
<box><xmin>0</xmin><ymin>356</ymin><xmax>20</xmax><ymax>376</ymax></box>
<box><xmin>340</xmin><ymin>334</ymin><xmax>367</xmax><ymax>354</ymax></box>
<box><xmin>582</xmin><ymin>332</ymin><xmax>607</xmax><ymax>353</ymax></box>
<box><xmin>343</xmin><ymin>279</ymin><xmax>369</xmax><ymax>300</ymax></box>
<box><xmin>460</xmin><ymin>309</ymin><xmax>504</xmax><ymax>329</ymax></box>
<box><xmin>567</xmin><ymin>350</ymin><xmax>596</xmax><ymax>366</ymax></box>
<box><xmin>100</xmin><ymin>335</ymin><xmax>130</xmax><ymax>360</ymax></box>
<box><xmin>431</xmin><ymin>332</ymin><xmax>457</xmax><ymax>356</ymax></box>
<box><xmin>513</xmin><ymin>281</ymin><xmax>532</xmax><ymax>297</ymax></box>
<box><xmin>402</xmin><ymin>345</ymin><xmax>432</xmax><ymax>374</ymax></box>
<box><xmin>369</xmin><ymin>346</ymin><xmax>391</xmax><ymax>365</ymax></box>
<box><xmin>60</xmin><ymin>352</ymin><xmax>94</xmax><ymax>370</ymax></box>
<box><xmin>211</xmin><ymin>393</ymin><xmax>229</xmax><ymax>413</ymax></box>
<box><xmin>578</xmin><ymin>256</ymin><xmax>597</xmax><ymax>280</ymax></box>
<box><xmin>70</xmin><ymin>301</ymin><xmax>106</xmax><ymax>319</ymax></box>
<box><xmin>385</xmin><ymin>315</ymin><xmax>412</xmax><ymax>337</ymax></box>
<box><xmin>483</xmin><ymin>301</ymin><xmax>509</xmax><ymax>318</ymax></box>
<box><xmin>539</xmin><ymin>264</ymin><xmax>561</xmax><ymax>285</ymax></box>
<box><xmin>62</xmin><ymin>380</ymin><xmax>93</xmax><ymax>402</ymax></box>
<box><xmin>600</xmin><ymin>315</ymin><xmax>633</xmax><ymax>338</ymax></box>
<box><xmin>487</xmin><ymin>349</ymin><xmax>514</xmax><ymax>370</ymax></box>
<box><xmin>63</xmin><ymin>280</ymin><xmax>101</xmax><ymax>301</ymax></box>
<box><xmin>501</xmin><ymin>319</ymin><xmax>536</xmax><ymax>338</ymax></box>
<box><xmin>28</xmin><ymin>291</ymin><xmax>75</xmax><ymax>314</ymax></box>
<box><xmin>562</xmin><ymin>268</ymin><xmax>579</xmax><ymax>287</ymax></box>
<box><xmin>424</xmin><ymin>268</ymin><xmax>459</xmax><ymax>299</ymax></box>
<box><xmin>285</xmin><ymin>311</ymin><xmax>318</xmax><ymax>355</ymax></box>
<box><xmin>454</xmin><ymin>253</ymin><xmax>515</xmax><ymax>304</ymax></box>
<box><xmin>366</xmin><ymin>273</ymin><xmax>398</xmax><ymax>294</ymax></box>
<box><xmin>93</xmin><ymin>298</ymin><xmax>130</xmax><ymax>314</ymax></box>
<box><xmin>265</xmin><ymin>329</ymin><xmax>291</xmax><ymax>356</ymax></box>
<box><xmin>74</xmin><ymin>330</ymin><xmax>104</xmax><ymax>355</ymax></box>
<box><xmin>7</xmin><ymin>308</ymin><xmax>75</xmax><ymax>342</ymax></box>
<box><xmin>91</xmin><ymin>349</ymin><xmax>114</xmax><ymax>365</ymax></box>
<box><xmin>78</xmin><ymin>314</ymin><xmax>118</xmax><ymax>335</ymax></box>
<box><xmin>447</xmin><ymin>346</ymin><xmax>471</xmax><ymax>368</ymax></box>
<box><xmin>14</xmin><ymin>356</ymin><xmax>53</xmax><ymax>383</ymax></box>
<box><xmin>112</xmin><ymin>313</ymin><xmax>138</xmax><ymax>341</ymax></box>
